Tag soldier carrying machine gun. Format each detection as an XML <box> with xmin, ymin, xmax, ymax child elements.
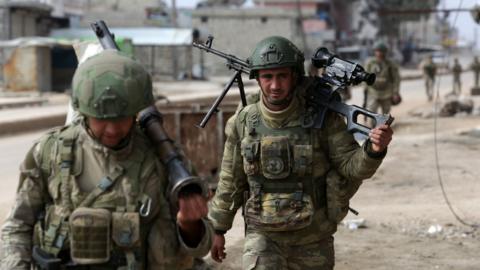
<box><xmin>193</xmin><ymin>36</ymin><xmax>394</xmax><ymax>136</ymax></box>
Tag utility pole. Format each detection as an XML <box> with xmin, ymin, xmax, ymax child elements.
<box><xmin>295</xmin><ymin>0</ymin><xmax>308</xmax><ymax>55</ymax></box>
<box><xmin>171</xmin><ymin>0</ymin><xmax>178</xmax><ymax>27</ymax></box>
<box><xmin>171</xmin><ymin>0</ymin><xmax>179</xmax><ymax>80</ymax></box>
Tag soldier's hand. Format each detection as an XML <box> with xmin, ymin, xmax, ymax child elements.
<box><xmin>369</xmin><ymin>124</ymin><xmax>393</xmax><ymax>153</ymax></box>
<box><xmin>211</xmin><ymin>234</ymin><xmax>226</xmax><ymax>263</ymax></box>
<box><xmin>177</xmin><ymin>193</ymin><xmax>208</xmax><ymax>223</ymax></box>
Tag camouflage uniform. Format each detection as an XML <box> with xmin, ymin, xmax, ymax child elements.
<box><xmin>365</xmin><ymin>56</ymin><xmax>400</xmax><ymax>114</ymax></box>
<box><xmin>209</xmin><ymin>75</ymin><xmax>386</xmax><ymax>269</ymax></box>
<box><xmin>1</xmin><ymin>50</ymin><xmax>212</xmax><ymax>270</ymax></box>
<box><xmin>421</xmin><ymin>57</ymin><xmax>437</xmax><ymax>101</ymax></box>
<box><xmin>452</xmin><ymin>60</ymin><xmax>462</xmax><ymax>95</ymax></box>
<box><xmin>470</xmin><ymin>57</ymin><xmax>480</xmax><ymax>87</ymax></box>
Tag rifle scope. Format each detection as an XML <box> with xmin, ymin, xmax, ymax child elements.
<box><xmin>312</xmin><ymin>47</ymin><xmax>376</xmax><ymax>86</ymax></box>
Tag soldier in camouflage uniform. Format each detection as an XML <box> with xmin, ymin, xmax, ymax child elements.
<box><xmin>208</xmin><ymin>36</ymin><xmax>393</xmax><ymax>269</ymax></box>
<box><xmin>420</xmin><ymin>55</ymin><xmax>437</xmax><ymax>101</ymax></box>
<box><xmin>470</xmin><ymin>56</ymin><xmax>480</xmax><ymax>87</ymax></box>
<box><xmin>365</xmin><ymin>42</ymin><xmax>401</xmax><ymax>115</ymax></box>
<box><xmin>1</xmin><ymin>50</ymin><xmax>212</xmax><ymax>269</ymax></box>
<box><xmin>452</xmin><ymin>58</ymin><xmax>462</xmax><ymax>95</ymax></box>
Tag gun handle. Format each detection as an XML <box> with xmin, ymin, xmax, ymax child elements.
<box><xmin>344</xmin><ymin>105</ymin><xmax>394</xmax><ymax>136</ymax></box>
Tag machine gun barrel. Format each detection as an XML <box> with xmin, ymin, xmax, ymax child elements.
<box><xmin>193</xmin><ymin>36</ymin><xmax>250</xmax><ymax>75</ymax></box>
<box><xmin>192</xmin><ymin>36</ymin><xmax>248</xmax><ymax>128</ymax></box>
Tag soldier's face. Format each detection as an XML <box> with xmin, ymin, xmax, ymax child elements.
<box><xmin>87</xmin><ymin>117</ymin><xmax>135</xmax><ymax>148</ymax></box>
<box><xmin>257</xmin><ymin>67</ymin><xmax>296</xmax><ymax>110</ymax></box>
<box><xmin>375</xmin><ymin>50</ymin><xmax>385</xmax><ymax>60</ymax></box>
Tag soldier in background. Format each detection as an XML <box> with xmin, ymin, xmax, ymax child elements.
<box><xmin>452</xmin><ymin>58</ymin><xmax>463</xmax><ymax>95</ymax></box>
<box><xmin>469</xmin><ymin>56</ymin><xmax>480</xmax><ymax>88</ymax></box>
<box><xmin>1</xmin><ymin>50</ymin><xmax>212</xmax><ymax>269</ymax></box>
<box><xmin>208</xmin><ymin>36</ymin><xmax>393</xmax><ymax>269</ymax></box>
<box><xmin>364</xmin><ymin>42</ymin><xmax>401</xmax><ymax>119</ymax></box>
<box><xmin>420</xmin><ymin>54</ymin><xmax>437</xmax><ymax>101</ymax></box>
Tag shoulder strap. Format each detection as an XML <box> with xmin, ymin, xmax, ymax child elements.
<box><xmin>58</xmin><ymin>126</ymin><xmax>78</xmax><ymax>212</ymax></box>
<box><xmin>78</xmin><ymin>165</ymin><xmax>125</xmax><ymax>208</ymax></box>
<box><xmin>236</xmin><ymin>103</ymin><xmax>259</xmax><ymax>139</ymax></box>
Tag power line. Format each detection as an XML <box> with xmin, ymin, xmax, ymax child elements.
<box><xmin>433</xmin><ymin>0</ymin><xmax>479</xmax><ymax>229</ymax></box>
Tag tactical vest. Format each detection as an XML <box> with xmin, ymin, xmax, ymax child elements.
<box><xmin>34</xmin><ymin>124</ymin><xmax>156</xmax><ymax>269</ymax></box>
<box><xmin>423</xmin><ymin>63</ymin><xmax>437</xmax><ymax>78</ymax></box>
<box><xmin>367</xmin><ymin>59</ymin><xmax>395</xmax><ymax>91</ymax></box>
<box><xmin>236</xmin><ymin>103</ymin><xmax>326</xmax><ymax>232</ymax></box>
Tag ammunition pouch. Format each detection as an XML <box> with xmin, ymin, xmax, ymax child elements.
<box><xmin>112</xmin><ymin>212</ymin><xmax>141</xmax><ymax>249</ymax></box>
<box><xmin>69</xmin><ymin>208</ymin><xmax>111</xmax><ymax>265</ymax></box>
<box><xmin>244</xmin><ymin>184</ymin><xmax>314</xmax><ymax>232</ymax></box>
<box><xmin>260</xmin><ymin>136</ymin><xmax>291</xmax><ymax>179</ymax></box>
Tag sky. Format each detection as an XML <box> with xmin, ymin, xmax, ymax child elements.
<box><xmin>442</xmin><ymin>0</ymin><xmax>480</xmax><ymax>47</ymax></box>
<box><xmin>172</xmin><ymin>0</ymin><xmax>480</xmax><ymax>47</ymax></box>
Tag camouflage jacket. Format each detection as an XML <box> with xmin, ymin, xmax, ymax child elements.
<box><xmin>365</xmin><ymin>57</ymin><xmax>400</xmax><ymax>99</ymax></box>
<box><xmin>452</xmin><ymin>63</ymin><xmax>462</xmax><ymax>79</ymax></box>
<box><xmin>421</xmin><ymin>61</ymin><xmax>437</xmax><ymax>78</ymax></box>
<box><xmin>209</xmin><ymin>77</ymin><xmax>386</xmax><ymax>245</ymax></box>
<box><xmin>1</xmin><ymin>123</ymin><xmax>212</xmax><ymax>270</ymax></box>
<box><xmin>470</xmin><ymin>61</ymin><xmax>480</xmax><ymax>73</ymax></box>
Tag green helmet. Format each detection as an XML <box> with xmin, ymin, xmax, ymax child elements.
<box><xmin>72</xmin><ymin>50</ymin><xmax>153</xmax><ymax>119</ymax></box>
<box><xmin>373</xmin><ymin>41</ymin><xmax>388</xmax><ymax>52</ymax></box>
<box><xmin>248</xmin><ymin>36</ymin><xmax>305</xmax><ymax>79</ymax></box>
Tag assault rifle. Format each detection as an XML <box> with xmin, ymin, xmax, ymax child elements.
<box><xmin>193</xmin><ymin>36</ymin><xmax>394</xmax><ymax>136</ymax></box>
<box><xmin>90</xmin><ymin>20</ymin><xmax>208</xmax><ymax>214</ymax></box>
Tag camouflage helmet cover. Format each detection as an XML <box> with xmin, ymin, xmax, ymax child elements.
<box><xmin>373</xmin><ymin>41</ymin><xmax>388</xmax><ymax>52</ymax></box>
<box><xmin>72</xmin><ymin>50</ymin><xmax>154</xmax><ymax>119</ymax></box>
<box><xmin>248</xmin><ymin>36</ymin><xmax>305</xmax><ymax>79</ymax></box>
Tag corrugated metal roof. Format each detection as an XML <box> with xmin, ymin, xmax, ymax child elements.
<box><xmin>0</xmin><ymin>0</ymin><xmax>52</xmax><ymax>12</ymax></box>
<box><xmin>0</xmin><ymin>37</ymin><xmax>74</xmax><ymax>48</ymax></box>
<box><xmin>50</xmin><ymin>27</ymin><xmax>193</xmax><ymax>46</ymax></box>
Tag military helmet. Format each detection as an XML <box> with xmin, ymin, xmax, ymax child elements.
<box><xmin>373</xmin><ymin>41</ymin><xmax>388</xmax><ymax>52</ymax></box>
<box><xmin>248</xmin><ymin>36</ymin><xmax>305</xmax><ymax>79</ymax></box>
<box><xmin>72</xmin><ymin>50</ymin><xmax>154</xmax><ymax>119</ymax></box>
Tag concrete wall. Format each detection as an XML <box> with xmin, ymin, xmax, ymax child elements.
<box><xmin>192</xmin><ymin>8</ymin><xmax>304</xmax><ymax>76</ymax></box>
<box><xmin>0</xmin><ymin>8</ymin><xmax>8</xmax><ymax>40</ymax></box>
<box><xmin>0</xmin><ymin>7</ymin><xmax>51</xmax><ymax>40</ymax></box>
<box><xmin>134</xmin><ymin>45</ymin><xmax>193</xmax><ymax>80</ymax></box>
<box><xmin>3</xmin><ymin>46</ymin><xmax>51</xmax><ymax>92</ymax></box>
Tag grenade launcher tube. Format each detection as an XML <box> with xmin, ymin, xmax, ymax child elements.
<box><xmin>138</xmin><ymin>106</ymin><xmax>208</xmax><ymax>213</ymax></box>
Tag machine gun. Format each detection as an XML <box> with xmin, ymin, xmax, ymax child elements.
<box><xmin>90</xmin><ymin>20</ymin><xmax>208</xmax><ymax>214</ymax></box>
<box><xmin>192</xmin><ymin>36</ymin><xmax>248</xmax><ymax>128</ymax></box>
<box><xmin>193</xmin><ymin>36</ymin><xmax>393</xmax><ymax>136</ymax></box>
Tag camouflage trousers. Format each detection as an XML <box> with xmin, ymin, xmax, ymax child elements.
<box><xmin>242</xmin><ymin>232</ymin><xmax>334</xmax><ymax>270</ymax></box>
<box><xmin>366</xmin><ymin>96</ymin><xmax>392</xmax><ymax>115</ymax></box>
<box><xmin>425</xmin><ymin>77</ymin><xmax>435</xmax><ymax>101</ymax></box>
<box><xmin>453</xmin><ymin>78</ymin><xmax>462</xmax><ymax>95</ymax></box>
